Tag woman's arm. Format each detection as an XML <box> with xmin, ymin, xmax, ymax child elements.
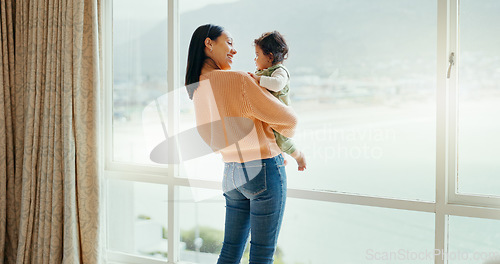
<box><xmin>242</xmin><ymin>74</ymin><xmax>297</xmax><ymax>138</ymax></box>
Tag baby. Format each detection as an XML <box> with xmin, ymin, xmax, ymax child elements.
<box><xmin>248</xmin><ymin>31</ymin><xmax>306</xmax><ymax>171</ymax></box>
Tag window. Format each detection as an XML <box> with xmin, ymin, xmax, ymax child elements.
<box><xmin>107</xmin><ymin>180</ymin><xmax>169</xmax><ymax>260</ymax></box>
<box><xmin>448</xmin><ymin>216</ymin><xmax>500</xmax><ymax>264</ymax></box>
<box><xmin>178</xmin><ymin>0</ymin><xmax>437</xmax><ymax>201</ymax></box>
<box><xmin>111</xmin><ymin>0</ymin><xmax>168</xmax><ymax>166</ymax></box>
<box><xmin>104</xmin><ymin>1</ymin><xmax>500</xmax><ymax>263</ymax></box>
<box><xmin>457</xmin><ymin>0</ymin><xmax>500</xmax><ymax>198</ymax></box>
<box><xmin>274</xmin><ymin>198</ymin><xmax>434</xmax><ymax>263</ymax></box>
<box><xmin>447</xmin><ymin>0</ymin><xmax>500</xmax><ymax>208</ymax></box>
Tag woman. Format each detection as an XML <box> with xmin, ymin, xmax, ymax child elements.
<box><xmin>185</xmin><ymin>24</ymin><xmax>297</xmax><ymax>264</ymax></box>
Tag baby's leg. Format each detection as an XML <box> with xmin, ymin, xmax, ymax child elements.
<box><xmin>273</xmin><ymin>130</ymin><xmax>306</xmax><ymax>171</ymax></box>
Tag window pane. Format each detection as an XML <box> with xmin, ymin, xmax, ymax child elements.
<box><xmin>179</xmin><ymin>0</ymin><xmax>436</xmax><ymax>201</ymax></box>
<box><xmin>113</xmin><ymin>0</ymin><xmax>168</xmax><ymax>165</ymax></box>
<box><xmin>107</xmin><ymin>180</ymin><xmax>168</xmax><ymax>260</ymax></box>
<box><xmin>448</xmin><ymin>216</ymin><xmax>500</xmax><ymax>264</ymax></box>
<box><xmin>179</xmin><ymin>187</ymin><xmax>225</xmax><ymax>263</ymax></box>
<box><xmin>457</xmin><ymin>0</ymin><xmax>500</xmax><ymax>197</ymax></box>
<box><xmin>280</xmin><ymin>199</ymin><xmax>434</xmax><ymax>264</ymax></box>
<box><xmin>177</xmin><ymin>187</ymin><xmax>435</xmax><ymax>263</ymax></box>
<box><xmin>178</xmin><ymin>87</ymin><xmax>225</xmax><ymax>183</ymax></box>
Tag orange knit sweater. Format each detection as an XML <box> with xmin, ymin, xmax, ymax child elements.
<box><xmin>192</xmin><ymin>70</ymin><xmax>298</xmax><ymax>162</ymax></box>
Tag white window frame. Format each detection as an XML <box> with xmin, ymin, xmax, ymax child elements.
<box><xmin>445</xmin><ymin>0</ymin><xmax>500</xmax><ymax>209</ymax></box>
<box><xmin>102</xmin><ymin>1</ymin><xmax>500</xmax><ymax>264</ymax></box>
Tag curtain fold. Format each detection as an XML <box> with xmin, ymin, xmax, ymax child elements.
<box><xmin>1</xmin><ymin>0</ymin><xmax>101</xmax><ymax>263</ymax></box>
<box><xmin>1</xmin><ymin>0</ymin><xmax>21</xmax><ymax>263</ymax></box>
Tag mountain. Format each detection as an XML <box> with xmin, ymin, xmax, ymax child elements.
<box><xmin>179</xmin><ymin>0</ymin><xmax>438</xmax><ymax>77</ymax></box>
<box><xmin>114</xmin><ymin>0</ymin><xmax>500</xmax><ymax>82</ymax></box>
<box><xmin>113</xmin><ymin>19</ymin><xmax>168</xmax><ymax>83</ymax></box>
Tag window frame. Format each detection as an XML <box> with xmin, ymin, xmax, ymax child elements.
<box><xmin>102</xmin><ymin>1</ymin><xmax>500</xmax><ymax>263</ymax></box>
<box><xmin>446</xmin><ymin>0</ymin><xmax>500</xmax><ymax>209</ymax></box>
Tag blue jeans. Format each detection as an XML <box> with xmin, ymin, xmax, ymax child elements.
<box><xmin>217</xmin><ymin>154</ymin><xmax>287</xmax><ymax>264</ymax></box>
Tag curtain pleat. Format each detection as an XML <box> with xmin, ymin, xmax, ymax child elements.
<box><xmin>1</xmin><ymin>0</ymin><xmax>101</xmax><ymax>263</ymax></box>
<box><xmin>0</xmin><ymin>0</ymin><xmax>16</xmax><ymax>261</ymax></box>
<box><xmin>49</xmin><ymin>1</ymin><xmax>65</xmax><ymax>261</ymax></box>
<box><xmin>1</xmin><ymin>0</ymin><xmax>21</xmax><ymax>263</ymax></box>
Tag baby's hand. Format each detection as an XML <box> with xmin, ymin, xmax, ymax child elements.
<box><xmin>247</xmin><ymin>72</ymin><xmax>261</xmax><ymax>83</ymax></box>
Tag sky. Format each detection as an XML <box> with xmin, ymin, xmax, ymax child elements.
<box><xmin>113</xmin><ymin>0</ymin><xmax>241</xmax><ymax>21</ymax></box>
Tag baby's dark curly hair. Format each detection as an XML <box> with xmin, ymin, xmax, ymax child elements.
<box><xmin>254</xmin><ymin>31</ymin><xmax>289</xmax><ymax>64</ymax></box>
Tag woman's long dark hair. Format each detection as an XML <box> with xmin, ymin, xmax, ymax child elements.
<box><xmin>185</xmin><ymin>24</ymin><xmax>224</xmax><ymax>100</ymax></box>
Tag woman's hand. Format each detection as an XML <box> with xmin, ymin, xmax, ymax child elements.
<box><xmin>247</xmin><ymin>72</ymin><xmax>261</xmax><ymax>83</ymax></box>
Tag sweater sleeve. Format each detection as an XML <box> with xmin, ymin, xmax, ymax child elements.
<box><xmin>242</xmin><ymin>74</ymin><xmax>297</xmax><ymax>138</ymax></box>
<box><xmin>259</xmin><ymin>67</ymin><xmax>288</xmax><ymax>92</ymax></box>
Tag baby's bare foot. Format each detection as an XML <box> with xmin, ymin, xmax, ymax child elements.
<box><xmin>291</xmin><ymin>150</ymin><xmax>307</xmax><ymax>171</ymax></box>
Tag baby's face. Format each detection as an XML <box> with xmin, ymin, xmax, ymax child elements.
<box><xmin>254</xmin><ymin>46</ymin><xmax>273</xmax><ymax>71</ymax></box>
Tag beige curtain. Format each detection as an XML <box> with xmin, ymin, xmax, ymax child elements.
<box><xmin>1</xmin><ymin>0</ymin><xmax>102</xmax><ymax>263</ymax></box>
